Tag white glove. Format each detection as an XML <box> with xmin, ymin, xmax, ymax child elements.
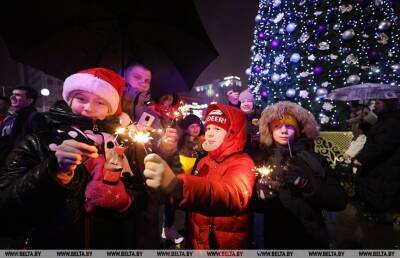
<box><xmin>143</xmin><ymin>153</ymin><xmax>176</xmax><ymax>192</ymax></box>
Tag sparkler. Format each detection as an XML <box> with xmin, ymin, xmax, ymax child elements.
<box><xmin>115</xmin><ymin>127</ymin><xmax>126</xmax><ymax>135</ymax></box>
<box><xmin>128</xmin><ymin>130</ymin><xmax>153</xmax><ymax>155</ymax></box>
<box><xmin>287</xmin><ymin>141</ymin><xmax>293</xmax><ymax>158</ymax></box>
<box><xmin>113</xmin><ymin>124</ymin><xmax>155</xmax><ymax>155</ymax></box>
<box><xmin>167</xmin><ymin>110</ymin><xmax>183</xmax><ymax>127</ymax></box>
<box><xmin>255</xmin><ymin>165</ymin><xmax>273</xmax><ymax>178</ymax></box>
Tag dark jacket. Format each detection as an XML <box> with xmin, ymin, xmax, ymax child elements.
<box><xmin>252</xmin><ymin>140</ymin><xmax>347</xmax><ymax>249</ymax></box>
<box><xmin>121</xmin><ymin>85</ymin><xmax>161</xmax><ymax>128</ymax></box>
<box><xmin>122</xmin><ymin>87</ymin><xmax>184</xmax><ymax>248</ymax></box>
<box><xmin>355</xmin><ymin>110</ymin><xmax>400</xmax><ymax>212</ymax></box>
<box><xmin>0</xmin><ymin>102</ymin><xmax>146</xmax><ymax>249</ymax></box>
<box><xmin>243</xmin><ymin>107</ymin><xmax>261</xmax><ymax>154</ymax></box>
<box><xmin>0</xmin><ymin>106</ymin><xmax>47</xmax><ymax>168</ymax></box>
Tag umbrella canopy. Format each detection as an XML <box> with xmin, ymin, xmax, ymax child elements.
<box><xmin>0</xmin><ymin>0</ymin><xmax>218</xmax><ymax>97</ymax></box>
<box><xmin>326</xmin><ymin>83</ymin><xmax>400</xmax><ymax>101</ymax></box>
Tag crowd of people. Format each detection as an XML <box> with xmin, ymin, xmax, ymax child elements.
<box><xmin>0</xmin><ymin>63</ymin><xmax>398</xmax><ymax>250</ymax></box>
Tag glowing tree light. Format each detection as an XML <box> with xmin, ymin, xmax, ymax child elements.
<box><xmin>248</xmin><ymin>0</ymin><xmax>400</xmax><ymax>130</ymax></box>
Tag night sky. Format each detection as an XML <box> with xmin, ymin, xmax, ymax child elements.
<box><xmin>0</xmin><ymin>0</ymin><xmax>259</xmax><ymax>89</ymax></box>
<box><xmin>193</xmin><ymin>0</ymin><xmax>259</xmax><ymax>86</ymax></box>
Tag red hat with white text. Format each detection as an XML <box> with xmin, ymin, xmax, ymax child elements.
<box><xmin>204</xmin><ymin>104</ymin><xmax>231</xmax><ymax>131</ymax></box>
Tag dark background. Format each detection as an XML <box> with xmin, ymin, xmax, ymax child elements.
<box><xmin>193</xmin><ymin>0</ymin><xmax>258</xmax><ymax>85</ymax></box>
<box><xmin>0</xmin><ymin>1</ymin><xmax>258</xmax><ymax>88</ymax></box>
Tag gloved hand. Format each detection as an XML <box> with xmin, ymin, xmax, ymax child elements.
<box><xmin>255</xmin><ymin>177</ymin><xmax>281</xmax><ymax>200</ymax></box>
<box><xmin>84</xmin><ymin>159</ymin><xmax>131</xmax><ymax>213</ymax></box>
<box><xmin>143</xmin><ymin>153</ymin><xmax>177</xmax><ymax>194</ymax></box>
<box><xmin>85</xmin><ymin>180</ymin><xmax>131</xmax><ymax>212</ymax></box>
<box><xmin>279</xmin><ymin>157</ymin><xmax>310</xmax><ymax>189</ymax></box>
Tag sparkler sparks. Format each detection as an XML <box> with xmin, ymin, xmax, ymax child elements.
<box><xmin>256</xmin><ymin>165</ymin><xmax>273</xmax><ymax>178</ymax></box>
<box><xmin>130</xmin><ymin>131</ymin><xmax>152</xmax><ymax>144</ymax></box>
<box><xmin>129</xmin><ymin>130</ymin><xmax>153</xmax><ymax>155</ymax></box>
<box><xmin>114</xmin><ymin>125</ymin><xmax>154</xmax><ymax>155</ymax></box>
<box><xmin>115</xmin><ymin>127</ymin><xmax>126</xmax><ymax>135</ymax></box>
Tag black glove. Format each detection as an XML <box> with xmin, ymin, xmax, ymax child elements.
<box><xmin>335</xmin><ymin>162</ymin><xmax>353</xmax><ymax>179</ymax></box>
<box><xmin>255</xmin><ymin>176</ymin><xmax>281</xmax><ymax>200</ymax></box>
<box><xmin>279</xmin><ymin>157</ymin><xmax>311</xmax><ymax>191</ymax></box>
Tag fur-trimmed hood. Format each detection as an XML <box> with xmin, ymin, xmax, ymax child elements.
<box><xmin>259</xmin><ymin>101</ymin><xmax>319</xmax><ymax>146</ymax></box>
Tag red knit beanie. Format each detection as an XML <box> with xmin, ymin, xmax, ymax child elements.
<box><xmin>204</xmin><ymin>105</ymin><xmax>230</xmax><ymax>131</ymax></box>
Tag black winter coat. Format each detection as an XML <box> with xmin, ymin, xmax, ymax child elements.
<box><xmin>0</xmin><ymin>102</ymin><xmax>146</xmax><ymax>249</ymax></box>
<box><xmin>0</xmin><ymin>106</ymin><xmax>47</xmax><ymax>168</ymax></box>
<box><xmin>355</xmin><ymin>110</ymin><xmax>400</xmax><ymax>212</ymax></box>
<box><xmin>251</xmin><ymin>140</ymin><xmax>347</xmax><ymax>249</ymax></box>
<box><xmin>242</xmin><ymin>107</ymin><xmax>261</xmax><ymax>155</ymax></box>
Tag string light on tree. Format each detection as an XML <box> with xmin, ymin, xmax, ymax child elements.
<box><xmin>248</xmin><ymin>0</ymin><xmax>400</xmax><ymax>130</ymax></box>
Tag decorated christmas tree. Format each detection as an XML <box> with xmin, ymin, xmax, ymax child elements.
<box><xmin>248</xmin><ymin>0</ymin><xmax>400</xmax><ymax>130</ymax></box>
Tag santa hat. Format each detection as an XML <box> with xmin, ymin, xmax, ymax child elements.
<box><xmin>204</xmin><ymin>105</ymin><xmax>231</xmax><ymax>132</ymax></box>
<box><xmin>63</xmin><ymin>68</ymin><xmax>125</xmax><ymax>115</ymax></box>
<box><xmin>239</xmin><ymin>89</ymin><xmax>254</xmax><ymax>103</ymax></box>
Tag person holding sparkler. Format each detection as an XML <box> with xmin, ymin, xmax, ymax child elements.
<box><xmin>151</xmin><ymin>93</ymin><xmax>183</xmax><ymax>129</ymax></box>
<box><xmin>0</xmin><ymin>68</ymin><xmax>146</xmax><ymax>249</ymax></box>
<box><xmin>121</xmin><ymin>62</ymin><xmax>183</xmax><ymax>248</ymax></box>
<box><xmin>251</xmin><ymin>101</ymin><xmax>347</xmax><ymax>249</ymax></box>
<box><xmin>144</xmin><ymin>103</ymin><xmax>256</xmax><ymax>249</ymax></box>
<box><xmin>147</xmin><ymin>93</ymin><xmax>186</xmax><ymax>245</ymax></box>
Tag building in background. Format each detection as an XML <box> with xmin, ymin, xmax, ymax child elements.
<box><xmin>182</xmin><ymin>75</ymin><xmax>243</xmax><ymax>104</ymax></box>
<box><xmin>180</xmin><ymin>75</ymin><xmax>243</xmax><ymax>119</ymax></box>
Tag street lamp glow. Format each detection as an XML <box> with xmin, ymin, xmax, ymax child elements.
<box><xmin>40</xmin><ymin>88</ymin><xmax>50</xmax><ymax>96</ymax></box>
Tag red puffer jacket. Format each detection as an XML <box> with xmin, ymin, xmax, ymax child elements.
<box><xmin>177</xmin><ymin>103</ymin><xmax>255</xmax><ymax>249</ymax></box>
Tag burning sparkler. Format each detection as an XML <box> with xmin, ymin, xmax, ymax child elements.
<box><xmin>115</xmin><ymin>127</ymin><xmax>126</xmax><ymax>135</ymax></box>
<box><xmin>113</xmin><ymin>124</ymin><xmax>155</xmax><ymax>154</ymax></box>
<box><xmin>255</xmin><ymin>165</ymin><xmax>273</xmax><ymax>178</ymax></box>
<box><xmin>167</xmin><ymin>110</ymin><xmax>183</xmax><ymax>127</ymax></box>
<box><xmin>129</xmin><ymin>130</ymin><xmax>153</xmax><ymax>155</ymax></box>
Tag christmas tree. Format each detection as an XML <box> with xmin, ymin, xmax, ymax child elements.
<box><xmin>248</xmin><ymin>0</ymin><xmax>400</xmax><ymax>130</ymax></box>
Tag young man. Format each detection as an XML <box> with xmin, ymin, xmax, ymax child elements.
<box><xmin>0</xmin><ymin>86</ymin><xmax>47</xmax><ymax>167</ymax></box>
<box><xmin>121</xmin><ymin>62</ymin><xmax>181</xmax><ymax>248</ymax></box>
<box><xmin>122</xmin><ymin>63</ymin><xmax>153</xmax><ymax>122</ymax></box>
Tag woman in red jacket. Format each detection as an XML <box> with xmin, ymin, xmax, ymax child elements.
<box><xmin>144</xmin><ymin>103</ymin><xmax>255</xmax><ymax>249</ymax></box>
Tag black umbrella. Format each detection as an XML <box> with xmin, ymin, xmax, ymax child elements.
<box><xmin>0</xmin><ymin>0</ymin><xmax>218</xmax><ymax>97</ymax></box>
